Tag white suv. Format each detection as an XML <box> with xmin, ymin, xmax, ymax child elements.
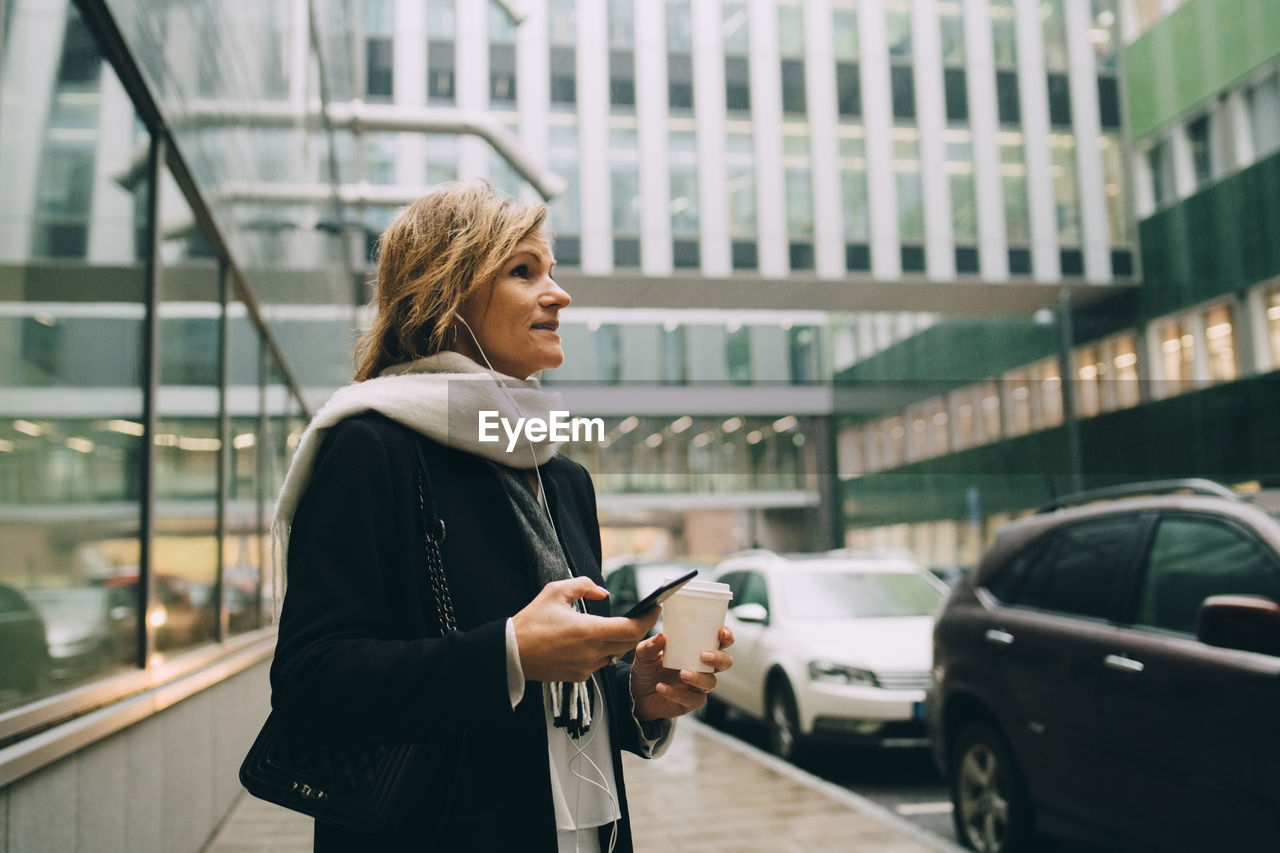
<box><xmin>708</xmin><ymin>549</ymin><xmax>949</xmax><ymax>760</ymax></box>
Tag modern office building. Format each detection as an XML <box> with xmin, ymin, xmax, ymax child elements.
<box><xmin>1</xmin><ymin>0</ymin><xmax>1274</xmax><ymax>848</ymax></box>
<box><xmin>839</xmin><ymin>0</ymin><xmax>1280</xmax><ymax>568</ymax></box>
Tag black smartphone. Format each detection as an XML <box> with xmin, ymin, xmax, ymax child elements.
<box><xmin>621</xmin><ymin>569</ymin><xmax>699</xmax><ymax>618</ymax></box>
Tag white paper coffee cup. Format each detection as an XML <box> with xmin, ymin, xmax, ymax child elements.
<box><xmin>661</xmin><ymin>580</ymin><xmax>733</xmax><ymax>672</ymax></box>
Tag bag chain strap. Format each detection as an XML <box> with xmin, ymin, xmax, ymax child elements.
<box><xmin>416</xmin><ymin>444</ymin><xmax>457</xmax><ymax>634</ymax></box>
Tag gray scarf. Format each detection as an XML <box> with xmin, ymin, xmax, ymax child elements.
<box><xmin>492</xmin><ymin>465</ymin><xmax>597</xmax><ymax>738</ymax></box>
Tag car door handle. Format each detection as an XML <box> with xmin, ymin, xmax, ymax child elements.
<box><xmin>984</xmin><ymin>629</ymin><xmax>1015</xmax><ymax>646</ymax></box>
<box><xmin>1104</xmin><ymin>654</ymin><xmax>1144</xmax><ymax>674</ymax></box>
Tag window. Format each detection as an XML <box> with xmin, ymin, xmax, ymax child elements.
<box><xmin>426</xmin><ymin>0</ymin><xmax>455</xmax><ymax>103</ymax></box>
<box><xmin>725</xmin><ymin>4</ymin><xmax>752</xmax><ymax>110</ymax></box>
<box><xmin>365</xmin><ymin>39</ymin><xmax>393</xmax><ymax>99</ymax></box>
<box><xmin>1204</xmin><ymin>302</ymin><xmax>1238</xmax><ymax>382</ymax></box>
<box><xmin>726</xmin><ymin>57</ymin><xmax>751</xmax><ymax>112</ymax></box>
<box><xmin>1147</xmin><ymin>138</ymin><xmax>1175</xmax><ymax>208</ymax></box>
<box><xmin>1000</xmin><ymin>133</ymin><xmax>1031</xmax><ymax>246</ymax></box>
<box><xmin>996</xmin><ymin>71</ymin><xmax>1020</xmax><ymax>124</ymax></box>
<box><xmin>1073</xmin><ymin>345</ymin><xmax>1104</xmax><ymax>418</ymax></box>
<box><xmin>1051</xmin><ymin>135</ymin><xmax>1081</xmax><ymax>245</ymax></box>
<box><xmin>1002</xmin><ymin>518</ymin><xmax>1140</xmax><ymax>619</ymax></box>
<box><xmin>1187</xmin><ymin>114</ymin><xmax>1213</xmax><ymax>185</ymax></box>
<box><xmin>948</xmin><ymin>133</ymin><xmax>977</xmax><ymax>248</ymax></box>
<box><xmin>895</xmin><ymin>130</ymin><xmax>924</xmax><ymax>249</ymax></box>
<box><xmin>610</xmin><ymin>51</ymin><xmax>635</xmax><ymax>107</ymax></box>
<box><xmin>1249</xmin><ymin>70</ymin><xmax>1280</xmax><ymax>159</ymax></box>
<box><xmin>668</xmin><ymin>0</ymin><xmax>694</xmax><ymax>110</ymax></box>
<box><xmin>595</xmin><ymin>324</ymin><xmax>622</xmax><ymax>383</ymax></box>
<box><xmin>549</xmin><ymin>0</ymin><xmax>576</xmax><ymax>105</ymax></box>
<box><xmin>428</xmin><ymin>42</ymin><xmax>455</xmax><ymax>101</ymax></box>
<box><xmin>833</xmin><ymin>4</ymin><xmax>860</xmax><ymax>118</ymax></box>
<box><xmin>1101</xmin><ymin>134</ymin><xmax>1129</xmax><ymax>245</ymax></box>
<box><xmin>1108</xmin><ymin>332</ymin><xmax>1141</xmax><ymax>410</ymax></box>
<box><xmin>491</xmin><ymin>45</ymin><xmax>517</xmax><ymax>104</ymax></box>
<box><xmin>1267</xmin><ymin>287</ymin><xmax>1280</xmax><ymax>369</ymax></box>
<box><xmin>945</xmin><ymin>69</ymin><xmax>969</xmax><ymax>122</ymax></box>
<box><xmin>1040</xmin><ymin>0</ymin><xmax>1068</xmax><ymax>71</ymax></box>
<box><xmin>990</xmin><ymin>0</ymin><xmax>1017</xmax><ymax>67</ymax></box>
<box><xmin>1047</xmin><ymin>74</ymin><xmax>1072</xmax><ymax>126</ymax></box>
<box><xmin>1004</xmin><ymin>369</ymin><xmax>1032</xmax><ymax>436</ymax></box>
<box><xmin>842</xmin><ymin>137</ymin><xmax>870</xmax><ymax>269</ymax></box>
<box><xmin>661</xmin><ymin>324</ymin><xmax>687</xmax><ymax>385</ymax></box>
<box><xmin>778</xmin><ymin>3</ymin><xmax>806</xmax><ymax>115</ymax></box>
<box><xmin>1137</xmin><ymin>516</ymin><xmax>1280</xmax><ymax>635</ymax></box>
<box><xmin>1157</xmin><ymin>317</ymin><xmax>1194</xmax><ymax>396</ymax></box>
<box><xmin>726</xmin><ymin>326</ymin><xmax>752</xmax><ymax>385</ymax></box>
<box><xmin>1098</xmin><ymin>77</ymin><xmax>1121</xmax><ymax>128</ymax></box>
<box><xmin>891</xmin><ymin>67</ymin><xmax>916</xmax><ymax>119</ymax></box>
<box><xmin>550</xmin><ymin>47</ymin><xmax>576</xmax><ymax>105</ymax></box>
<box><xmin>609</xmin><ymin>0</ymin><xmax>635</xmax><ymax>108</ymax></box>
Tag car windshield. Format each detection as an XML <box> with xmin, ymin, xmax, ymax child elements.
<box><xmin>782</xmin><ymin>571</ymin><xmax>945</xmax><ymax>619</ymax></box>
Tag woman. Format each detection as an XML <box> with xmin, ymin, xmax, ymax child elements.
<box><xmin>270</xmin><ymin>181</ymin><xmax>734</xmax><ymax>852</ymax></box>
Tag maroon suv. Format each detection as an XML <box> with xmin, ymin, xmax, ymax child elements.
<box><xmin>925</xmin><ymin>480</ymin><xmax>1280</xmax><ymax>853</ymax></box>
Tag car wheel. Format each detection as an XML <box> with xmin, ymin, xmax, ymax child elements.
<box><xmin>949</xmin><ymin>722</ymin><xmax>1035</xmax><ymax>853</ymax></box>
<box><xmin>766</xmin><ymin>681</ymin><xmax>802</xmax><ymax>762</ymax></box>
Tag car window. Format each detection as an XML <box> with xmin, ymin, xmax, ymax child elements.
<box><xmin>1137</xmin><ymin>515</ymin><xmax>1280</xmax><ymax>635</ymax></box>
<box><xmin>1002</xmin><ymin>516</ymin><xmax>1139</xmax><ymax>620</ymax></box>
<box><xmin>718</xmin><ymin>571</ymin><xmax>745</xmax><ymax>602</ymax></box>
<box><xmin>739</xmin><ymin>572</ymin><xmax>769</xmax><ymax>610</ymax></box>
<box><xmin>783</xmin><ymin>571</ymin><xmax>945</xmax><ymax>619</ymax></box>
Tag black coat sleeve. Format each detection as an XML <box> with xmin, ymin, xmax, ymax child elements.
<box><xmin>269</xmin><ymin>417</ymin><xmax>514</xmax><ymax>742</ymax></box>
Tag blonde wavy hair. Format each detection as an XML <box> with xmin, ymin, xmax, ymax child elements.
<box><xmin>354</xmin><ymin>181</ymin><xmax>549</xmax><ymax>381</ymax></box>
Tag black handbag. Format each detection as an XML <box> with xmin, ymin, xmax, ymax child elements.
<box><xmin>239</xmin><ymin>438</ymin><xmax>455</xmax><ymax>836</ymax></box>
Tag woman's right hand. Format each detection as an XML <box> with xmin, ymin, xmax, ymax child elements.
<box><xmin>513</xmin><ymin>576</ymin><xmax>659</xmax><ymax>683</ymax></box>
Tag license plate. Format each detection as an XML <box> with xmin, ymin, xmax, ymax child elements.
<box><xmin>912</xmin><ymin>701</ymin><xmax>925</xmax><ymax>720</ymax></box>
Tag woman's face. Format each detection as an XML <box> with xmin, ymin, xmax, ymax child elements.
<box><xmin>454</xmin><ymin>234</ymin><xmax>570</xmax><ymax>378</ymax></box>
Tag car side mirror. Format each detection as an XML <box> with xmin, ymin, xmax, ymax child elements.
<box><xmin>730</xmin><ymin>603</ymin><xmax>768</xmax><ymax>624</ymax></box>
<box><xmin>1196</xmin><ymin>595</ymin><xmax>1280</xmax><ymax>657</ymax></box>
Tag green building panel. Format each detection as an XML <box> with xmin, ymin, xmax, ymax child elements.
<box><xmin>842</xmin><ymin>373</ymin><xmax>1280</xmax><ymax>529</ymax></box>
<box><xmin>1138</xmin><ymin>149</ymin><xmax>1280</xmax><ymax>321</ymax></box>
<box><xmin>835</xmin><ymin>320</ymin><xmax>1060</xmax><ymax>386</ymax></box>
<box><xmin>1125</xmin><ymin>0</ymin><xmax>1280</xmax><ymax>140</ymax></box>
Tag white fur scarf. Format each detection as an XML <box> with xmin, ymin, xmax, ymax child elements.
<box><xmin>271</xmin><ymin>352</ymin><xmax>564</xmax><ymax>596</ymax></box>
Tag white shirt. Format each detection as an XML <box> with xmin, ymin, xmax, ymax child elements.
<box><xmin>504</xmin><ymin>619</ymin><xmax>673</xmax><ymax>850</ymax></box>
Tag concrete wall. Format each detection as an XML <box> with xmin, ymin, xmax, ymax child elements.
<box><xmin>0</xmin><ymin>660</ymin><xmax>271</xmax><ymax>853</ymax></box>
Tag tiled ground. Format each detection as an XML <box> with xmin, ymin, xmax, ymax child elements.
<box><xmin>204</xmin><ymin>721</ymin><xmax>953</xmax><ymax>852</ymax></box>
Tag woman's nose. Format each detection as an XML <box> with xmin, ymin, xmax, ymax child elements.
<box><xmin>541</xmin><ymin>277</ymin><xmax>571</xmax><ymax>308</ymax></box>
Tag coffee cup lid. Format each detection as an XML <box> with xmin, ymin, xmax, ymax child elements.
<box><xmin>669</xmin><ymin>579</ymin><xmax>733</xmax><ymax>599</ymax></box>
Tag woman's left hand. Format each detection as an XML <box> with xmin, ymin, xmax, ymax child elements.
<box><xmin>630</xmin><ymin>627</ymin><xmax>734</xmax><ymax>721</ymax></box>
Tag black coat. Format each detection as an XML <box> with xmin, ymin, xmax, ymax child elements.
<box><xmin>271</xmin><ymin>413</ymin><xmax>646</xmax><ymax>851</ymax></box>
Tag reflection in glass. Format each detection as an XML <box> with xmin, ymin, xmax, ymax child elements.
<box><xmin>0</xmin><ymin>1</ymin><xmax>148</xmax><ymax>709</ymax></box>
<box><xmin>154</xmin><ymin>169</ymin><xmax>220</xmax><ymax>655</ymax></box>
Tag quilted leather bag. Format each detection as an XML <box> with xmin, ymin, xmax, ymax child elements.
<box><xmin>239</xmin><ymin>438</ymin><xmax>455</xmax><ymax>836</ymax></box>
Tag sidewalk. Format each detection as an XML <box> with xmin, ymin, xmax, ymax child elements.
<box><xmin>204</xmin><ymin>719</ymin><xmax>960</xmax><ymax>852</ymax></box>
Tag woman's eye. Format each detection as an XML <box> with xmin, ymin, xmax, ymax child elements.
<box><xmin>510</xmin><ymin>264</ymin><xmax>529</xmax><ymax>278</ymax></box>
